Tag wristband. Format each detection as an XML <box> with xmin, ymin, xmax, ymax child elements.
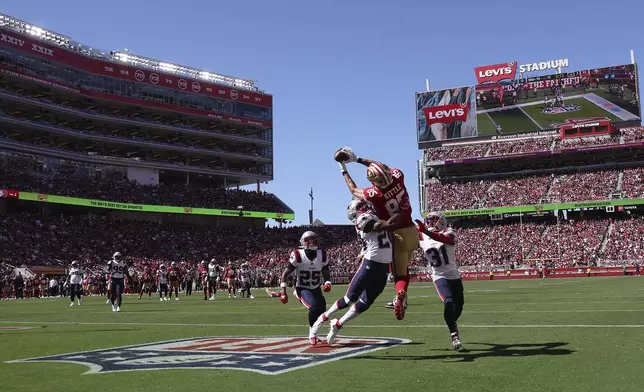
<box><xmin>280</xmin><ymin>282</ymin><xmax>287</xmax><ymax>288</ymax></box>
<box><xmin>357</xmin><ymin>157</ymin><xmax>364</xmax><ymax>164</ymax></box>
<box><xmin>341</xmin><ymin>170</ymin><xmax>348</xmax><ymax>175</ymax></box>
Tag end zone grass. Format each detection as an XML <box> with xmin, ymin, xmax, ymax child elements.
<box><xmin>1</xmin><ymin>277</ymin><xmax>643</xmax><ymax>392</ymax></box>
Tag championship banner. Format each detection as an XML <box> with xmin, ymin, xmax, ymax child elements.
<box><xmin>435</xmin><ymin>198</ymin><xmax>644</xmax><ymax>218</ymax></box>
<box><xmin>19</xmin><ymin>192</ymin><xmax>295</xmax><ymax>220</ymax></box>
<box><xmin>417</xmin><ymin>63</ymin><xmax>641</xmax><ymax>146</ymax></box>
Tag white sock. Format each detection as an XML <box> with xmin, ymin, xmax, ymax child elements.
<box><xmin>325</xmin><ymin>296</ymin><xmax>351</xmax><ymax>319</ymax></box>
<box><xmin>339</xmin><ymin>303</ymin><xmax>361</xmax><ymax>326</ymax></box>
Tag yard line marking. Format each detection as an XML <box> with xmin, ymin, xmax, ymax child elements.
<box><xmin>0</xmin><ymin>321</ymin><xmax>642</xmax><ymax>328</ymax></box>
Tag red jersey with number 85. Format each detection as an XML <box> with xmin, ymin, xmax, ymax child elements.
<box><xmin>362</xmin><ymin>168</ymin><xmax>414</xmax><ymax>229</ymax></box>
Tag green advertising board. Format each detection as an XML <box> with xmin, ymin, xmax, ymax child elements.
<box><xmin>437</xmin><ymin>198</ymin><xmax>644</xmax><ymax>218</ymax></box>
<box><xmin>19</xmin><ymin>192</ymin><xmax>295</xmax><ymax>220</ymax></box>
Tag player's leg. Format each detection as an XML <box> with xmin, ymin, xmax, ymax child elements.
<box><xmin>174</xmin><ymin>283</ymin><xmax>179</xmax><ymax>301</ymax></box>
<box><xmin>313</xmin><ymin>259</ymin><xmax>369</xmax><ymax>334</ymax></box>
<box><xmin>296</xmin><ymin>287</ymin><xmax>326</xmax><ymax>345</ymax></box>
<box><xmin>115</xmin><ymin>279</ymin><xmax>124</xmax><ymax>310</ymax></box>
<box><xmin>434</xmin><ymin>278</ymin><xmax>463</xmax><ymax>351</ymax></box>
<box><xmin>168</xmin><ymin>282</ymin><xmax>174</xmax><ymax>300</ymax></box>
<box><xmin>69</xmin><ymin>283</ymin><xmax>76</xmax><ymax>306</ymax></box>
<box><xmin>388</xmin><ymin>227</ymin><xmax>414</xmax><ymax>320</ymax></box>
<box><xmin>451</xmin><ymin>279</ymin><xmax>465</xmax><ymax>323</ymax></box>
<box><xmin>231</xmin><ymin>279</ymin><xmax>237</xmax><ymax>297</ymax></box>
<box><xmin>327</xmin><ymin>262</ymin><xmax>389</xmax><ymax>344</ymax></box>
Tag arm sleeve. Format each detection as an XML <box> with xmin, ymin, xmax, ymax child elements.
<box><xmin>426</xmin><ymin>231</ymin><xmax>456</xmax><ymax>245</ymax></box>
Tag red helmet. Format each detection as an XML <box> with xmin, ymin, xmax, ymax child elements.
<box><xmin>367</xmin><ymin>162</ymin><xmax>392</xmax><ymax>189</ymax></box>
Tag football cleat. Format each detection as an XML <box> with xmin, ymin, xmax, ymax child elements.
<box><xmin>116</xmin><ymin>306</ymin><xmax>121</xmax><ymax>313</ymax></box>
<box><xmin>393</xmin><ymin>290</ymin><xmax>407</xmax><ymax>320</ymax></box>
<box><xmin>384</xmin><ymin>300</ymin><xmax>395</xmax><ymax>309</ymax></box>
<box><xmin>69</xmin><ymin>302</ymin><xmax>74</xmax><ymax>307</ymax></box>
<box><xmin>175</xmin><ymin>297</ymin><xmax>179</xmax><ymax>301</ymax></box>
<box><xmin>160</xmin><ymin>297</ymin><xmax>163</xmax><ymax>301</ymax></box>
<box><xmin>308</xmin><ymin>334</ymin><xmax>319</xmax><ymax>346</ymax></box>
<box><xmin>106</xmin><ymin>299</ymin><xmax>111</xmax><ymax>304</ymax></box>
<box><xmin>249</xmin><ymin>295</ymin><xmax>255</xmax><ymax>299</ymax></box>
<box><xmin>451</xmin><ymin>333</ymin><xmax>463</xmax><ymax>352</ymax></box>
<box><xmin>310</xmin><ymin>313</ymin><xmax>328</xmax><ymax>336</ymax></box>
<box><xmin>111</xmin><ymin>304</ymin><xmax>117</xmax><ymax>312</ymax></box>
<box><xmin>326</xmin><ymin>319</ymin><xmax>342</xmax><ymax>345</ymax></box>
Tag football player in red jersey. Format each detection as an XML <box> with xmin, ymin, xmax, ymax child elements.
<box><xmin>139</xmin><ymin>266</ymin><xmax>154</xmax><ymax>300</ymax></box>
<box><xmin>224</xmin><ymin>262</ymin><xmax>237</xmax><ymax>298</ymax></box>
<box><xmin>336</xmin><ymin>147</ymin><xmax>419</xmax><ymax>320</ymax></box>
<box><xmin>197</xmin><ymin>260</ymin><xmax>208</xmax><ymax>300</ymax></box>
<box><xmin>167</xmin><ymin>262</ymin><xmax>181</xmax><ymax>301</ymax></box>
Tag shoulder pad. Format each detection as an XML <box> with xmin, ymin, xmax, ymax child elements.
<box><xmin>289</xmin><ymin>249</ymin><xmax>302</xmax><ymax>264</ymax></box>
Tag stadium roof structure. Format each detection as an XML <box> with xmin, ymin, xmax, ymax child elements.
<box><xmin>0</xmin><ymin>13</ymin><xmax>261</xmax><ymax>92</ymax></box>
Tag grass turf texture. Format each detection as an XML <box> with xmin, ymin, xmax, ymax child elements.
<box><xmin>1</xmin><ymin>277</ymin><xmax>643</xmax><ymax>392</ymax></box>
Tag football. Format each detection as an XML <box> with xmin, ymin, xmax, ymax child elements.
<box><xmin>334</xmin><ymin>149</ymin><xmax>350</xmax><ymax>162</ymax></box>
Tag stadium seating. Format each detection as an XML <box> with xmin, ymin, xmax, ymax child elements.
<box><xmin>425</xmin><ymin>168</ymin><xmax>640</xmax><ymax>210</ymax></box>
<box><xmin>424</xmin><ymin>128</ymin><xmax>644</xmax><ymax>162</ymax></box>
<box><xmin>0</xmin><ymin>153</ymin><xmax>290</xmax><ymax>212</ymax></box>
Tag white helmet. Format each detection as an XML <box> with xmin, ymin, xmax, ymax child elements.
<box><xmin>300</xmin><ymin>231</ymin><xmax>320</xmax><ymax>250</ymax></box>
<box><xmin>347</xmin><ymin>197</ymin><xmax>376</xmax><ymax>225</ymax></box>
<box><xmin>71</xmin><ymin>261</ymin><xmax>79</xmax><ymax>267</ymax></box>
<box><xmin>112</xmin><ymin>252</ymin><xmax>122</xmax><ymax>261</ymax></box>
<box><xmin>171</xmin><ymin>261</ymin><xmax>177</xmax><ymax>267</ymax></box>
<box><xmin>425</xmin><ymin>211</ymin><xmax>448</xmax><ymax>232</ymax></box>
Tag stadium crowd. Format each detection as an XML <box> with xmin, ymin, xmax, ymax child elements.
<box><xmin>0</xmin><ymin>153</ymin><xmax>290</xmax><ymax>212</ymax></box>
<box><xmin>424</xmin><ymin>127</ymin><xmax>644</xmax><ymax>162</ymax></box>
<box><xmin>426</xmin><ymin>168</ymin><xmax>637</xmax><ymax>210</ymax></box>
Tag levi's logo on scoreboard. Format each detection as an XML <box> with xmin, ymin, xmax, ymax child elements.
<box><xmin>474</xmin><ymin>62</ymin><xmax>517</xmax><ymax>84</ymax></box>
<box><xmin>423</xmin><ymin>103</ymin><xmax>469</xmax><ymax>126</ymax></box>
<box><xmin>6</xmin><ymin>336</ymin><xmax>409</xmax><ymax>375</ymax></box>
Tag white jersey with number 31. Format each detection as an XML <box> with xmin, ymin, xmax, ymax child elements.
<box><xmin>419</xmin><ymin>228</ymin><xmax>460</xmax><ymax>280</ymax></box>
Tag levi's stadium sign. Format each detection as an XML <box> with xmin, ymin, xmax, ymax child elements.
<box><xmin>474</xmin><ymin>59</ymin><xmax>569</xmax><ymax>83</ymax></box>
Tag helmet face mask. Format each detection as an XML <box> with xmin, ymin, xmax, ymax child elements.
<box><xmin>300</xmin><ymin>231</ymin><xmax>320</xmax><ymax>250</ymax></box>
<box><xmin>347</xmin><ymin>197</ymin><xmax>376</xmax><ymax>225</ymax></box>
<box><xmin>367</xmin><ymin>163</ymin><xmax>393</xmax><ymax>189</ymax></box>
<box><xmin>425</xmin><ymin>212</ymin><xmax>447</xmax><ymax>232</ymax></box>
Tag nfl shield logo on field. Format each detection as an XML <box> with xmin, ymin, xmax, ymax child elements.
<box><xmin>6</xmin><ymin>336</ymin><xmax>409</xmax><ymax>375</ymax></box>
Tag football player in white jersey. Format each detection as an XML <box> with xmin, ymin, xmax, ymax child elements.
<box><xmin>157</xmin><ymin>264</ymin><xmax>169</xmax><ymax>301</ymax></box>
<box><xmin>312</xmin><ymin>197</ymin><xmax>396</xmax><ymax>344</ymax></box>
<box><xmin>417</xmin><ymin>211</ymin><xmax>465</xmax><ymax>351</ymax></box>
<box><xmin>207</xmin><ymin>259</ymin><xmax>221</xmax><ymax>300</ymax></box>
<box><xmin>68</xmin><ymin>261</ymin><xmax>84</xmax><ymax>307</ymax></box>
<box><xmin>107</xmin><ymin>252</ymin><xmax>131</xmax><ymax>312</ymax></box>
<box><xmin>279</xmin><ymin>231</ymin><xmax>332</xmax><ymax>345</ymax></box>
<box><xmin>239</xmin><ymin>263</ymin><xmax>254</xmax><ymax>299</ymax></box>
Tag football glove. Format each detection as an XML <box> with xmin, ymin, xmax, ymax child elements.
<box><xmin>338</xmin><ymin>161</ymin><xmax>348</xmax><ymax>172</ymax></box>
<box><xmin>280</xmin><ymin>293</ymin><xmax>288</xmax><ymax>304</ymax></box>
<box><xmin>339</xmin><ymin>147</ymin><xmax>358</xmax><ymax>163</ymax></box>
<box><xmin>415</xmin><ymin>219</ymin><xmax>428</xmax><ymax>233</ymax></box>
<box><xmin>322</xmin><ymin>281</ymin><xmax>332</xmax><ymax>292</ymax></box>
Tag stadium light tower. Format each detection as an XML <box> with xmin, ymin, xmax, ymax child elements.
<box><xmin>308</xmin><ymin>187</ymin><xmax>314</xmax><ymax>225</ymax></box>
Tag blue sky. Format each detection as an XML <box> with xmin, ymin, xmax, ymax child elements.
<box><xmin>4</xmin><ymin>0</ymin><xmax>643</xmax><ymax>225</ymax></box>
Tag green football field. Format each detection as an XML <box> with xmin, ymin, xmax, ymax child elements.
<box><xmin>521</xmin><ymin>98</ymin><xmax>621</xmax><ymax>129</ymax></box>
<box><xmin>1</xmin><ymin>277</ymin><xmax>643</xmax><ymax>392</ymax></box>
<box><xmin>477</xmin><ymin>96</ymin><xmax>624</xmax><ymax>135</ymax></box>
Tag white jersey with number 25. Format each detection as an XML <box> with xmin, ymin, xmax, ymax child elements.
<box><xmin>289</xmin><ymin>249</ymin><xmax>327</xmax><ymax>290</ymax></box>
<box><xmin>419</xmin><ymin>228</ymin><xmax>460</xmax><ymax>280</ymax></box>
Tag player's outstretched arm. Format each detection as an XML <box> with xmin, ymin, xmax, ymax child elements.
<box><xmin>415</xmin><ymin>219</ymin><xmax>455</xmax><ymax>245</ymax></box>
<box><xmin>340</xmin><ymin>162</ymin><xmax>365</xmax><ymax>199</ymax></box>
